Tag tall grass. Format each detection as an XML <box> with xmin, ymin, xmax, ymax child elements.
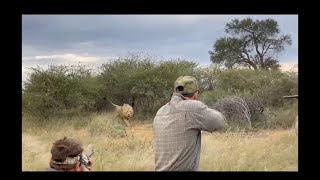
<box><xmin>22</xmin><ymin>113</ymin><xmax>297</xmax><ymax>171</ymax></box>
<box><xmin>260</xmin><ymin>101</ymin><xmax>298</xmax><ymax>129</ymax></box>
<box><xmin>200</xmin><ymin>130</ymin><xmax>298</xmax><ymax>171</ymax></box>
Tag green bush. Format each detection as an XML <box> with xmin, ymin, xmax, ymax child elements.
<box><xmin>22</xmin><ymin>64</ymin><xmax>101</xmax><ymax>118</ymax></box>
<box><xmin>22</xmin><ymin>54</ymin><xmax>298</xmax><ymax>130</ymax></box>
<box><xmin>199</xmin><ymin>88</ymin><xmax>230</xmax><ymax>106</ymax></box>
<box><xmin>98</xmin><ymin>56</ymin><xmax>198</xmax><ymax>116</ymax></box>
<box><xmin>202</xmin><ymin>69</ymin><xmax>298</xmax><ymax>108</ymax></box>
<box><xmin>198</xmin><ymin>68</ymin><xmax>298</xmax><ymax>129</ymax></box>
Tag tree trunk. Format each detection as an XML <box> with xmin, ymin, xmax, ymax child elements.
<box><xmin>253</xmin><ymin>37</ymin><xmax>265</xmax><ymax>70</ymax></box>
<box><xmin>259</xmin><ymin>55</ymin><xmax>265</xmax><ymax>69</ymax></box>
<box><xmin>131</xmin><ymin>95</ymin><xmax>135</xmax><ymax>109</ymax></box>
<box><xmin>247</xmin><ymin>61</ymin><xmax>258</xmax><ymax>70</ymax></box>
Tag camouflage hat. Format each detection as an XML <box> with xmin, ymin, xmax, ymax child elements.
<box><xmin>174</xmin><ymin>76</ymin><xmax>199</xmax><ymax>94</ymax></box>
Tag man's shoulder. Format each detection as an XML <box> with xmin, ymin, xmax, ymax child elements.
<box><xmin>182</xmin><ymin>99</ymin><xmax>204</xmax><ymax>107</ymax></box>
<box><xmin>155</xmin><ymin>103</ymin><xmax>169</xmax><ymax>115</ymax></box>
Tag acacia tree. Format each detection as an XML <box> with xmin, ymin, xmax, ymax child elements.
<box><xmin>209</xmin><ymin>18</ymin><xmax>292</xmax><ymax>70</ymax></box>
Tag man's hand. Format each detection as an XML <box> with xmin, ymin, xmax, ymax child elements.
<box><xmin>80</xmin><ymin>160</ymin><xmax>93</xmax><ymax>171</ymax></box>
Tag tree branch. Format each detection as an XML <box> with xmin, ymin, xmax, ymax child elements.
<box><xmin>261</xmin><ymin>40</ymin><xmax>267</xmax><ymax>55</ymax></box>
<box><xmin>241</xmin><ymin>27</ymin><xmax>254</xmax><ymax>34</ymax></box>
<box><xmin>240</xmin><ymin>52</ymin><xmax>257</xmax><ymax>70</ymax></box>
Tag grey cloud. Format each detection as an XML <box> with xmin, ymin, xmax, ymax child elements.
<box><xmin>22</xmin><ymin>15</ymin><xmax>298</xmax><ymax>66</ymax></box>
<box><xmin>22</xmin><ymin>15</ymin><xmax>229</xmax><ymax>51</ymax></box>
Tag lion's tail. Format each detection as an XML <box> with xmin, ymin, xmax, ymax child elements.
<box><xmin>108</xmin><ymin>100</ymin><xmax>118</xmax><ymax>107</ymax></box>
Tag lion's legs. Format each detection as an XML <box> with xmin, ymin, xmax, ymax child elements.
<box><xmin>123</xmin><ymin>119</ymin><xmax>131</xmax><ymax>127</ymax></box>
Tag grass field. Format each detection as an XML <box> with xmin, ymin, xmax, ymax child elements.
<box><xmin>22</xmin><ymin>113</ymin><xmax>298</xmax><ymax>171</ymax></box>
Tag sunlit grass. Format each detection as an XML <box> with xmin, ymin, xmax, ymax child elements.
<box><xmin>22</xmin><ymin>113</ymin><xmax>297</xmax><ymax>171</ymax></box>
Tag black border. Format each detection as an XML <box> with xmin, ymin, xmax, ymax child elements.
<box><xmin>11</xmin><ymin>0</ymin><xmax>309</xmax><ymax>178</ymax></box>
<box><xmin>18</xmin><ymin>0</ymin><xmax>302</xmax><ymax>14</ymax></box>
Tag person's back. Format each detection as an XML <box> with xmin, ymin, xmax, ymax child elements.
<box><xmin>153</xmin><ymin>76</ymin><xmax>227</xmax><ymax>171</ymax></box>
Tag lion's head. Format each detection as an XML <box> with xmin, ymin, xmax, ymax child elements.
<box><xmin>122</xmin><ymin>104</ymin><xmax>134</xmax><ymax>120</ymax></box>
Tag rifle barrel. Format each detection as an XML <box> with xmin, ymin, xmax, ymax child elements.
<box><xmin>283</xmin><ymin>95</ymin><xmax>298</xmax><ymax>99</ymax></box>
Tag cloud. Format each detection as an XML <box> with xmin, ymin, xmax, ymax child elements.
<box><xmin>21</xmin><ymin>15</ymin><xmax>246</xmax><ymax>51</ymax></box>
<box><xmin>280</xmin><ymin>63</ymin><xmax>298</xmax><ymax>73</ymax></box>
<box><xmin>22</xmin><ymin>53</ymin><xmax>120</xmax><ymax>66</ymax></box>
<box><xmin>26</xmin><ymin>54</ymin><xmax>98</xmax><ymax>63</ymax></box>
<box><xmin>22</xmin><ymin>15</ymin><xmax>298</xmax><ymax>70</ymax></box>
<box><xmin>22</xmin><ymin>53</ymin><xmax>118</xmax><ymax>85</ymax></box>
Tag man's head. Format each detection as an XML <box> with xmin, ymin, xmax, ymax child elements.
<box><xmin>49</xmin><ymin>137</ymin><xmax>92</xmax><ymax>171</ymax></box>
<box><xmin>174</xmin><ymin>76</ymin><xmax>200</xmax><ymax>99</ymax></box>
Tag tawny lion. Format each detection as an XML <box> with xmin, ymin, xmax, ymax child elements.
<box><xmin>109</xmin><ymin>100</ymin><xmax>134</xmax><ymax>127</ymax></box>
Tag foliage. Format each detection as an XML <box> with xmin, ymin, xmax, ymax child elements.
<box><xmin>22</xmin><ymin>64</ymin><xmax>101</xmax><ymax>117</ymax></box>
<box><xmin>98</xmin><ymin>55</ymin><xmax>198</xmax><ymax>117</ymax></box>
<box><xmin>209</xmin><ymin>18</ymin><xmax>292</xmax><ymax>70</ymax></box>
<box><xmin>22</xmin><ymin>55</ymin><xmax>297</xmax><ymax>129</ymax></box>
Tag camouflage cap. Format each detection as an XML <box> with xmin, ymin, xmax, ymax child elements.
<box><xmin>174</xmin><ymin>76</ymin><xmax>199</xmax><ymax>94</ymax></box>
<box><xmin>49</xmin><ymin>154</ymin><xmax>81</xmax><ymax>170</ymax></box>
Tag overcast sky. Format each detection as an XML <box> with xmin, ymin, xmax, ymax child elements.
<box><xmin>22</xmin><ymin>15</ymin><xmax>298</xmax><ymax>82</ymax></box>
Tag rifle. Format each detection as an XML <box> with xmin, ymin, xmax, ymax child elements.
<box><xmin>80</xmin><ymin>149</ymin><xmax>94</xmax><ymax>170</ymax></box>
<box><xmin>283</xmin><ymin>95</ymin><xmax>298</xmax><ymax>99</ymax></box>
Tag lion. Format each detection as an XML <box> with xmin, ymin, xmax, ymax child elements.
<box><xmin>109</xmin><ymin>100</ymin><xmax>134</xmax><ymax>127</ymax></box>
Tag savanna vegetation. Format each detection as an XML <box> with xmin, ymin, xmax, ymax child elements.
<box><xmin>22</xmin><ymin>18</ymin><xmax>298</xmax><ymax>171</ymax></box>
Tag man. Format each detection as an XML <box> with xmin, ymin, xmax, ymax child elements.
<box><xmin>153</xmin><ymin>76</ymin><xmax>227</xmax><ymax>171</ymax></box>
<box><xmin>47</xmin><ymin>137</ymin><xmax>93</xmax><ymax>171</ymax></box>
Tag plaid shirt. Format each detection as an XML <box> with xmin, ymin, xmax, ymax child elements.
<box><xmin>153</xmin><ymin>93</ymin><xmax>227</xmax><ymax>171</ymax></box>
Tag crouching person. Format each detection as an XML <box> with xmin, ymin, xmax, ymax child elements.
<box><xmin>47</xmin><ymin>137</ymin><xmax>93</xmax><ymax>171</ymax></box>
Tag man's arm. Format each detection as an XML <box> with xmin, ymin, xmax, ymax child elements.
<box><xmin>191</xmin><ymin>102</ymin><xmax>228</xmax><ymax>132</ymax></box>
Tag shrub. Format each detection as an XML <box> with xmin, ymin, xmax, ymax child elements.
<box><xmin>22</xmin><ymin>64</ymin><xmax>101</xmax><ymax>118</ymax></box>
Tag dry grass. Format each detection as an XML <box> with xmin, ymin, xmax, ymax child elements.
<box><xmin>22</xmin><ymin>113</ymin><xmax>298</xmax><ymax>171</ymax></box>
<box><xmin>200</xmin><ymin>130</ymin><xmax>298</xmax><ymax>171</ymax></box>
